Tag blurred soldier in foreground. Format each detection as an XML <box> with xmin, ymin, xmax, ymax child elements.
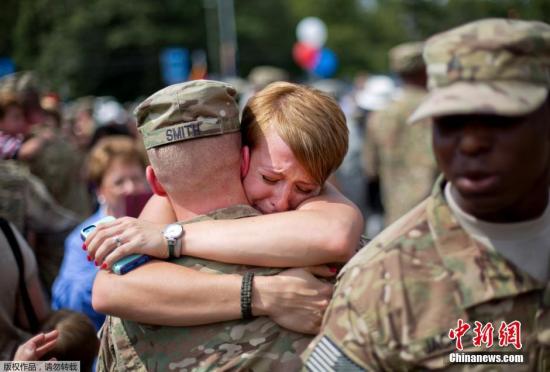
<box><xmin>303</xmin><ymin>18</ymin><xmax>550</xmax><ymax>370</ymax></box>
<box><xmin>0</xmin><ymin>72</ymin><xmax>91</xmax><ymax>290</ymax></box>
<box><xmin>363</xmin><ymin>41</ymin><xmax>437</xmax><ymax>226</ymax></box>
<box><xmin>0</xmin><ymin>161</ymin><xmax>78</xmax><ymax>235</ymax></box>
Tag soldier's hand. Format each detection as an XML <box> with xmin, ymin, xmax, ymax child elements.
<box><xmin>253</xmin><ymin>267</ymin><xmax>334</xmax><ymax>334</ymax></box>
<box><xmin>85</xmin><ymin>217</ymin><xmax>167</xmax><ymax>269</ymax></box>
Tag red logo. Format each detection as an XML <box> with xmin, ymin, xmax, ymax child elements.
<box><xmin>498</xmin><ymin>320</ymin><xmax>522</xmax><ymax>350</ymax></box>
<box><xmin>449</xmin><ymin>319</ymin><xmax>471</xmax><ymax>351</ymax></box>
<box><xmin>449</xmin><ymin>320</ymin><xmax>522</xmax><ymax>351</ymax></box>
<box><xmin>472</xmin><ymin>321</ymin><xmax>494</xmax><ymax>348</ymax></box>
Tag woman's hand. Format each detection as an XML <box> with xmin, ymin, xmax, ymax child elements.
<box><xmin>85</xmin><ymin>217</ymin><xmax>168</xmax><ymax>269</ymax></box>
<box><xmin>13</xmin><ymin>330</ymin><xmax>59</xmax><ymax>361</ymax></box>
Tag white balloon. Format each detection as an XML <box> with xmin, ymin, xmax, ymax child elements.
<box><xmin>296</xmin><ymin>17</ymin><xmax>327</xmax><ymax>48</ymax></box>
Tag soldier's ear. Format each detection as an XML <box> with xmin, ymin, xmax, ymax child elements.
<box><xmin>146</xmin><ymin>166</ymin><xmax>167</xmax><ymax>196</ymax></box>
<box><xmin>240</xmin><ymin>145</ymin><xmax>250</xmax><ymax>179</ymax></box>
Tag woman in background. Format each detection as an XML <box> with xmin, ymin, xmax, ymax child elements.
<box><xmin>51</xmin><ymin>136</ymin><xmax>148</xmax><ymax>330</ymax></box>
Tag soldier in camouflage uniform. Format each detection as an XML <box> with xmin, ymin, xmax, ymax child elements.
<box><xmin>363</xmin><ymin>41</ymin><xmax>437</xmax><ymax>226</ymax></box>
<box><xmin>0</xmin><ymin>71</ymin><xmax>92</xmax><ymax>218</ymax></box>
<box><xmin>0</xmin><ymin>72</ymin><xmax>92</xmax><ymax>289</ymax></box>
<box><xmin>0</xmin><ymin>160</ymin><xmax>79</xmax><ymax>234</ymax></box>
<box><xmin>0</xmin><ymin>159</ymin><xmax>80</xmax><ymax>291</ymax></box>
<box><xmin>96</xmin><ymin>80</ymin><xmax>332</xmax><ymax>371</ymax></box>
<box><xmin>99</xmin><ymin>207</ymin><xmax>312</xmax><ymax>371</ymax></box>
<box><xmin>303</xmin><ymin>18</ymin><xmax>550</xmax><ymax>371</ymax></box>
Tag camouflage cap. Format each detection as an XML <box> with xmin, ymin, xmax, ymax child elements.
<box><xmin>409</xmin><ymin>18</ymin><xmax>550</xmax><ymax>124</ymax></box>
<box><xmin>134</xmin><ymin>80</ymin><xmax>240</xmax><ymax>150</ymax></box>
<box><xmin>0</xmin><ymin>71</ymin><xmax>40</xmax><ymax>96</ymax></box>
<box><xmin>247</xmin><ymin>66</ymin><xmax>289</xmax><ymax>89</ymax></box>
<box><xmin>389</xmin><ymin>41</ymin><xmax>425</xmax><ymax>74</ymax></box>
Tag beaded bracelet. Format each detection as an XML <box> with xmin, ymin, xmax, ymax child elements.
<box><xmin>241</xmin><ymin>272</ymin><xmax>255</xmax><ymax>320</ymax></box>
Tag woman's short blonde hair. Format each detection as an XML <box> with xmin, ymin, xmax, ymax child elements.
<box><xmin>241</xmin><ymin>82</ymin><xmax>348</xmax><ymax>185</ymax></box>
<box><xmin>86</xmin><ymin>135</ymin><xmax>148</xmax><ymax>187</ymax></box>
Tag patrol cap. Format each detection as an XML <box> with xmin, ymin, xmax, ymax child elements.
<box><xmin>409</xmin><ymin>18</ymin><xmax>550</xmax><ymax>124</ymax></box>
<box><xmin>247</xmin><ymin>66</ymin><xmax>289</xmax><ymax>89</ymax></box>
<box><xmin>134</xmin><ymin>80</ymin><xmax>240</xmax><ymax>150</ymax></box>
<box><xmin>389</xmin><ymin>41</ymin><xmax>425</xmax><ymax>74</ymax></box>
<box><xmin>0</xmin><ymin>71</ymin><xmax>40</xmax><ymax>96</ymax></box>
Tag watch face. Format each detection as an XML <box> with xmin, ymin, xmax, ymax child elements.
<box><xmin>164</xmin><ymin>224</ymin><xmax>183</xmax><ymax>239</ymax></box>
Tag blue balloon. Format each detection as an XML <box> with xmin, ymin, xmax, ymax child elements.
<box><xmin>312</xmin><ymin>48</ymin><xmax>338</xmax><ymax>78</ymax></box>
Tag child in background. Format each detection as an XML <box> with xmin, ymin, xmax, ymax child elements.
<box><xmin>40</xmin><ymin>310</ymin><xmax>99</xmax><ymax>371</ymax></box>
<box><xmin>0</xmin><ymin>94</ymin><xmax>53</xmax><ymax>161</ymax></box>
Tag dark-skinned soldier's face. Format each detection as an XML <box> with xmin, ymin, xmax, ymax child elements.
<box><xmin>432</xmin><ymin>99</ymin><xmax>550</xmax><ymax>222</ymax></box>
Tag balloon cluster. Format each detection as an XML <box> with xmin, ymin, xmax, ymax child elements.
<box><xmin>292</xmin><ymin>17</ymin><xmax>338</xmax><ymax>78</ymax></box>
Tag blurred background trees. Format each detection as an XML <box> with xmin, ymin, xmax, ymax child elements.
<box><xmin>1</xmin><ymin>0</ymin><xmax>549</xmax><ymax>101</ymax></box>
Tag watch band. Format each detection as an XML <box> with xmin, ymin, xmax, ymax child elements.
<box><xmin>164</xmin><ymin>223</ymin><xmax>185</xmax><ymax>259</ymax></box>
<box><xmin>175</xmin><ymin>235</ymin><xmax>183</xmax><ymax>257</ymax></box>
<box><xmin>167</xmin><ymin>238</ymin><xmax>176</xmax><ymax>258</ymax></box>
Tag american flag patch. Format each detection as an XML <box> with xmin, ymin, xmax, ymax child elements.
<box><xmin>305</xmin><ymin>336</ymin><xmax>365</xmax><ymax>371</ymax></box>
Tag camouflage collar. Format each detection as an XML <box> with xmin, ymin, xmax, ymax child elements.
<box><xmin>178</xmin><ymin>204</ymin><xmax>261</xmax><ymax>225</ymax></box>
<box><xmin>427</xmin><ymin>175</ymin><xmax>545</xmax><ymax>310</ymax></box>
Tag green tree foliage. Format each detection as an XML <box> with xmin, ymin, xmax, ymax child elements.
<box><xmin>3</xmin><ymin>0</ymin><xmax>549</xmax><ymax>100</ymax></box>
<box><xmin>11</xmin><ymin>0</ymin><xmax>207</xmax><ymax>100</ymax></box>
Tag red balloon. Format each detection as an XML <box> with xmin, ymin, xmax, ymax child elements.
<box><xmin>292</xmin><ymin>42</ymin><xmax>319</xmax><ymax>70</ymax></box>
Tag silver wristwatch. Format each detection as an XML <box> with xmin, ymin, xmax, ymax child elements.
<box><xmin>163</xmin><ymin>223</ymin><xmax>184</xmax><ymax>258</ymax></box>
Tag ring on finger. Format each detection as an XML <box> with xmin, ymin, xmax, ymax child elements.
<box><xmin>113</xmin><ymin>236</ymin><xmax>122</xmax><ymax>247</ymax></box>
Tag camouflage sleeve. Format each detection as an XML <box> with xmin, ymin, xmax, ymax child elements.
<box><xmin>302</xmin><ymin>245</ymin><xmax>419</xmax><ymax>372</ymax></box>
<box><xmin>362</xmin><ymin>113</ymin><xmax>380</xmax><ymax>179</ymax></box>
<box><xmin>24</xmin><ymin>170</ymin><xmax>79</xmax><ymax>233</ymax></box>
<box><xmin>302</xmin><ymin>261</ymin><xmax>380</xmax><ymax>371</ymax></box>
<box><xmin>96</xmin><ymin>317</ymin><xmax>116</xmax><ymax>372</ymax></box>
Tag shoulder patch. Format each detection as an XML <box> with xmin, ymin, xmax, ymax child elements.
<box><xmin>305</xmin><ymin>336</ymin><xmax>366</xmax><ymax>371</ymax></box>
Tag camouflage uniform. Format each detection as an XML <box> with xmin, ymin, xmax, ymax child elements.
<box><xmin>303</xmin><ymin>177</ymin><xmax>550</xmax><ymax>371</ymax></box>
<box><xmin>363</xmin><ymin>42</ymin><xmax>436</xmax><ymax>225</ymax></box>
<box><xmin>97</xmin><ymin>205</ymin><xmax>312</xmax><ymax>372</ymax></box>
<box><xmin>21</xmin><ymin>126</ymin><xmax>91</xmax><ymax>290</ymax></box>
<box><xmin>24</xmin><ymin>126</ymin><xmax>92</xmax><ymax>218</ymax></box>
<box><xmin>0</xmin><ymin>160</ymin><xmax>78</xmax><ymax>233</ymax></box>
<box><xmin>97</xmin><ymin>80</ymin><xmax>314</xmax><ymax>371</ymax></box>
<box><xmin>0</xmin><ymin>71</ymin><xmax>92</xmax><ymax>218</ymax></box>
<box><xmin>0</xmin><ymin>159</ymin><xmax>80</xmax><ymax>290</ymax></box>
<box><xmin>303</xmin><ymin>19</ymin><xmax>550</xmax><ymax>371</ymax></box>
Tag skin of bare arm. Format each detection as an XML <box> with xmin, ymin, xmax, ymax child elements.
<box><xmin>92</xmin><ymin>261</ymin><xmax>242</xmax><ymax>325</ymax></box>
<box><xmin>92</xmin><ymin>260</ymin><xmax>333</xmax><ymax>333</ymax></box>
<box><xmin>138</xmin><ymin>193</ymin><xmax>176</xmax><ymax>224</ymax></box>
<box><xmin>138</xmin><ymin>183</ymin><xmax>363</xmax><ymax>266</ymax></box>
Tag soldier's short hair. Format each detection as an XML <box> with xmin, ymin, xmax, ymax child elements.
<box><xmin>134</xmin><ymin>80</ymin><xmax>243</xmax><ymax>196</ymax></box>
<box><xmin>242</xmin><ymin>82</ymin><xmax>348</xmax><ymax>186</ymax></box>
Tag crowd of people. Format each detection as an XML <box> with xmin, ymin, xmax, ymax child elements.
<box><xmin>1</xmin><ymin>17</ymin><xmax>549</xmax><ymax>371</ymax></box>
